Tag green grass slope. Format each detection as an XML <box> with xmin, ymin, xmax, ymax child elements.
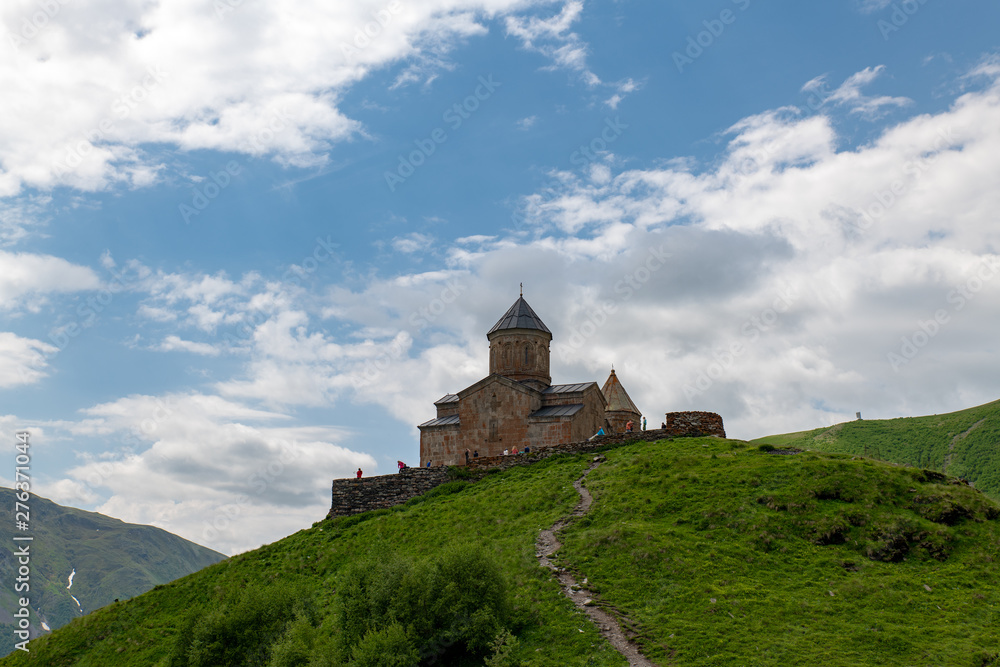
<box><xmin>752</xmin><ymin>399</ymin><xmax>1000</xmax><ymax>500</ymax></box>
<box><xmin>0</xmin><ymin>489</ymin><xmax>226</xmax><ymax>655</ymax></box>
<box><xmin>2</xmin><ymin>439</ymin><xmax>999</xmax><ymax>666</ymax></box>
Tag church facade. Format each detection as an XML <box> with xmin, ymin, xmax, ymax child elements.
<box><xmin>418</xmin><ymin>296</ymin><xmax>642</xmax><ymax>466</ymax></box>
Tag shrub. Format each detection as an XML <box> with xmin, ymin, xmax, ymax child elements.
<box><xmin>171</xmin><ymin>585</ymin><xmax>309</xmax><ymax>667</ymax></box>
<box><xmin>351</xmin><ymin>623</ymin><xmax>419</xmax><ymax>667</ymax></box>
<box><xmin>758</xmin><ymin>444</ymin><xmax>776</xmax><ymax>452</ymax></box>
<box><xmin>336</xmin><ymin>545</ymin><xmax>514</xmax><ymax>664</ymax></box>
<box><xmin>484</xmin><ymin>629</ymin><xmax>521</xmax><ymax>667</ymax></box>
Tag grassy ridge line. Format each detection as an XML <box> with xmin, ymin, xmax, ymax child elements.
<box><xmin>0</xmin><ymin>454</ymin><xmax>629</xmax><ymax>667</ymax></box>
<box><xmin>752</xmin><ymin>399</ymin><xmax>1000</xmax><ymax>500</ymax></box>
<box><xmin>560</xmin><ymin>438</ymin><xmax>1000</xmax><ymax>666</ymax></box>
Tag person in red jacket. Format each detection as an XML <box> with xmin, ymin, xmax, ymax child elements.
<box><xmin>356</xmin><ymin>468</ymin><xmax>363</xmax><ymax>479</ymax></box>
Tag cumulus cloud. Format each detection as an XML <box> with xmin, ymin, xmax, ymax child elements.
<box><xmin>0</xmin><ymin>333</ymin><xmax>57</xmax><ymax>386</ymax></box>
<box><xmin>39</xmin><ymin>393</ymin><xmax>372</xmax><ymax>554</ymax></box>
<box><xmin>0</xmin><ymin>250</ymin><xmax>101</xmax><ymax>311</ymax></box>
<box><xmin>0</xmin><ymin>0</ymin><xmax>559</xmax><ymax>196</ymax></box>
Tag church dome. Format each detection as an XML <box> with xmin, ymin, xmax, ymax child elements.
<box><xmin>487</xmin><ymin>295</ymin><xmax>552</xmax><ymax>389</ymax></box>
<box><xmin>487</xmin><ymin>296</ymin><xmax>551</xmax><ymax>334</ymax></box>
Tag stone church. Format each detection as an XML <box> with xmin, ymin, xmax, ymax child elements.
<box><xmin>418</xmin><ymin>295</ymin><xmax>642</xmax><ymax>466</ymax></box>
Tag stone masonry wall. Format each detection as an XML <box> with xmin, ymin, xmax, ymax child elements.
<box><xmin>328</xmin><ymin>411</ymin><xmax>725</xmax><ymax>519</ymax></box>
<box><xmin>327</xmin><ymin>467</ymin><xmax>451</xmax><ymax>519</ymax></box>
<box><xmin>664</xmin><ymin>411</ymin><xmax>726</xmax><ymax>438</ymax></box>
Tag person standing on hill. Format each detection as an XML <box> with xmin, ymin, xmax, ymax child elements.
<box><xmin>465</xmin><ymin>448</ymin><xmax>471</xmax><ymax>464</ymax></box>
<box><xmin>356</xmin><ymin>468</ymin><xmax>363</xmax><ymax>479</ymax></box>
<box><xmin>642</xmin><ymin>417</ymin><xmax>646</xmax><ymax>431</ymax></box>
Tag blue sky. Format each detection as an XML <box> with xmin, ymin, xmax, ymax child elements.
<box><xmin>2</xmin><ymin>0</ymin><xmax>999</xmax><ymax>554</ymax></box>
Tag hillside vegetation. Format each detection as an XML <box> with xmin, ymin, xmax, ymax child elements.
<box><xmin>2</xmin><ymin>438</ymin><xmax>999</xmax><ymax>666</ymax></box>
<box><xmin>753</xmin><ymin>399</ymin><xmax>1000</xmax><ymax>500</ymax></box>
<box><xmin>0</xmin><ymin>489</ymin><xmax>225</xmax><ymax>655</ymax></box>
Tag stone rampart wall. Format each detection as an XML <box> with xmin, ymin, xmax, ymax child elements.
<box><xmin>327</xmin><ymin>467</ymin><xmax>451</xmax><ymax>519</ymax></box>
<box><xmin>328</xmin><ymin>412</ymin><xmax>725</xmax><ymax>518</ymax></box>
<box><xmin>664</xmin><ymin>411</ymin><xmax>726</xmax><ymax>438</ymax></box>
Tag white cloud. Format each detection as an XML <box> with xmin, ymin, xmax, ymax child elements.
<box><xmin>0</xmin><ymin>333</ymin><xmax>57</xmax><ymax>386</ymax></box>
<box><xmin>0</xmin><ymin>250</ymin><xmax>101</xmax><ymax>311</ymax></box>
<box><xmin>604</xmin><ymin>78</ymin><xmax>640</xmax><ymax>109</ymax></box>
<box><xmin>803</xmin><ymin>66</ymin><xmax>911</xmax><ymax>118</ymax></box>
<box><xmin>38</xmin><ymin>392</ymin><xmax>372</xmax><ymax>554</ymax></box>
<box><xmin>156</xmin><ymin>335</ymin><xmax>220</xmax><ymax>356</ymax></box>
<box><xmin>516</xmin><ymin>115</ymin><xmax>538</xmax><ymax>130</ymax></box>
<box><xmin>505</xmin><ymin>1</ymin><xmax>602</xmax><ymax>86</ymax></box>
<box><xmin>391</xmin><ymin>232</ymin><xmax>434</xmax><ymax>254</ymax></box>
<box><xmin>0</xmin><ymin>0</ymin><xmax>557</xmax><ymax>196</ymax></box>
<box><xmin>855</xmin><ymin>0</ymin><xmax>893</xmax><ymax>14</ymax></box>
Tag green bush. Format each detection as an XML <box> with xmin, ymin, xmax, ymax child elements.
<box><xmin>336</xmin><ymin>545</ymin><xmax>513</xmax><ymax>664</ymax></box>
<box><xmin>351</xmin><ymin>623</ymin><xmax>419</xmax><ymax>667</ymax></box>
<box><xmin>267</xmin><ymin>613</ymin><xmax>317</xmax><ymax>667</ymax></box>
<box><xmin>171</xmin><ymin>585</ymin><xmax>309</xmax><ymax>667</ymax></box>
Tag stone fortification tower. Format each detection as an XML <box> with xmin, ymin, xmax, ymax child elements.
<box><xmin>487</xmin><ymin>296</ymin><xmax>552</xmax><ymax>392</ymax></box>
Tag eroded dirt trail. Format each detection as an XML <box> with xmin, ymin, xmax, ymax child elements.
<box><xmin>536</xmin><ymin>456</ymin><xmax>657</xmax><ymax>667</ymax></box>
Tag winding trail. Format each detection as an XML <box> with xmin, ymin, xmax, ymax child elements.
<box><xmin>943</xmin><ymin>418</ymin><xmax>985</xmax><ymax>473</ymax></box>
<box><xmin>536</xmin><ymin>456</ymin><xmax>657</xmax><ymax>667</ymax></box>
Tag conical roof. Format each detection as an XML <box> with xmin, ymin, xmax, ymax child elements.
<box><xmin>601</xmin><ymin>369</ymin><xmax>640</xmax><ymax>414</ymax></box>
<box><xmin>487</xmin><ymin>296</ymin><xmax>551</xmax><ymax>335</ymax></box>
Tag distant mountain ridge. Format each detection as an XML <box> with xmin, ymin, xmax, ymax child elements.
<box><xmin>754</xmin><ymin>398</ymin><xmax>1000</xmax><ymax>500</ymax></box>
<box><xmin>0</xmin><ymin>489</ymin><xmax>225</xmax><ymax>656</ymax></box>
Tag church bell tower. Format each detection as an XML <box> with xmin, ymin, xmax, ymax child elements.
<box><xmin>487</xmin><ymin>294</ymin><xmax>552</xmax><ymax>391</ymax></box>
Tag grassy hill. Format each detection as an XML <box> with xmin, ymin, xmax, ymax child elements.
<box><xmin>0</xmin><ymin>489</ymin><xmax>225</xmax><ymax>656</ymax></box>
<box><xmin>753</xmin><ymin>399</ymin><xmax>1000</xmax><ymax>500</ymax></box>
<box><xmin>2</xmin><ymin>437</ymin><xmax>998</xmax><ymax>666</ymax></box>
